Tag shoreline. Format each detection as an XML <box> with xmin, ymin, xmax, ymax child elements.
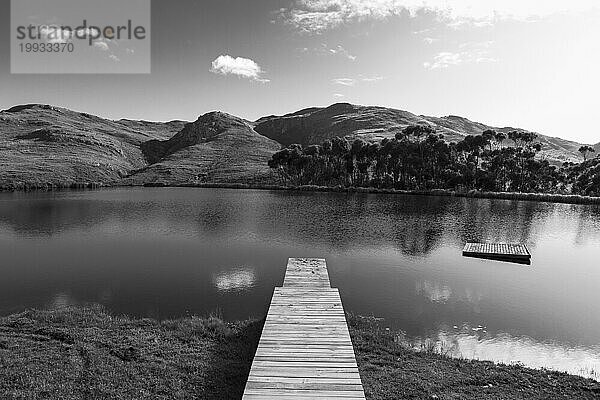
<box><xmin>2</xmin><ymin>181</ymin><xmax>600</xmax><ymax>205</ymax></box>
<box><xmin>1</xmin><ymin>306</ymin><xmax>598</xmax><ymax>399</ymax></box>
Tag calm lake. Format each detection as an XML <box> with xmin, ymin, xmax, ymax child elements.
<box><xmin>1</xmin><ymin>188</ymin><xmax>599</xmax><ymax>379</ymax></box>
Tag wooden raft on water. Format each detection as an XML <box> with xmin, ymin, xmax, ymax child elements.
<box><xmin>463</xmin><ymin>242</ymin><xmax>531</xmax><ymax>264</ymax></box>
<box><xmin>242</xmin><ymin>258</ymin><xmax>366</xmax><ymax>399</ymax></box>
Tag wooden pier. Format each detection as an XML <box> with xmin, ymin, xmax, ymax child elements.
<box><xmin>242</xmin><ymin>258</ymin><xmax>366</xmax><ymax>399</ymax></box>
<box><xmin>463</xmin><ymin>242</ymin><xmax>531</xmax><ymax>264</ymax></box>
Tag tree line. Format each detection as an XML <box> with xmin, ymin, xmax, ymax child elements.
<box><xmin>267</xmin><ymin>125</ymin><xmax>599</xmax><ymax>196</ymax></box>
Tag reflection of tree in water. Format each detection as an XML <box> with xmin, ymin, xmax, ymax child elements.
<box><xmin>255</xmin><ymin>192</ymin><xmax>595</xmax><ymax>257</ymax></box>
<box><xmin>389</xmin><ymin>196</ymin><xmax>449</xmax><ymax>256</ymax></box>
<box><xmin>255</xmin><ymin>192</ymin><xmax>452</xmax><ymax>256</ymax></box>
<box><xmin>455</xmin><ymin>198</ymin><xmax>543</xmax><ymax>245</ymax></box>
<box><xmin>573</xmin><ymin>205</ymin><xmax>600</xmax><ymax>246</ymax></box>
<box><xmin>255</xmin><ymin>191</ymin><xmax>374</xmax><ymax>250</ymax></box>
<box><xmin>3</xmin><ymin>189</ymin><xmax>598</xmax><ymax>258</ymax></box>
<box><xmin>394</xmin><ymin>223</ymin><xmax>443</xmax><ymax>256</ymax></box>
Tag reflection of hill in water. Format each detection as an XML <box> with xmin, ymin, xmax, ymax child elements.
<box><xmin>0</xmin><ymin>195</ymin><xmax>99</xmax><ymax>236</ymax></box>
<box><xmin>1</xmin><ymin>189</ymin><xmax>599</xmax><ymax>257</ymax></box>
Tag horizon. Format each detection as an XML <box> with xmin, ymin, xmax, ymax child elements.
<box><xmin>1</xmin><ymin>0</ymin><xmax>599</xmax><ymax>144</ymax></box>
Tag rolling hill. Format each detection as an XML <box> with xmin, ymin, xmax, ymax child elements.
<box><xmin>0</xmin><ymin>104</ymin><xmax>184</xmax><ymax>189</ymax></box>
<box><xmin>123</xmin><ymin>111</ymin><xmax>280</xmax><ymax>185</ymax></box>
<box><xmin>0</xmin><ymin>105</ymin><xmax>280</xmax><ymax>189</ymax></box>
<box><xmin>0</xmin><ymin>102</ymin><xmax>595</xmax><ymax>189</ymax></box>
<box><xmin>254</xmin><ymin>103</ymin><xmax>587</xmax><ymax>166</ymax></box>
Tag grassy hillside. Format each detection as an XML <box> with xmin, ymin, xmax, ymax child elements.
<box><xmin>124</xmin><ymin>112</ymin><xmax>281</xmax><ymax>185</ymax></box>
<box><xmin>0</xmin><ymin>106</ymin><xmax>280</xmax><ymax>190</ymax></box>
<box><xmin>255</xmin><ymin>103</ymin><xmax>426</xmax><ymax>145</ymax></box>
<box><xmin>255</xmin><ymin>103</ymin><xmax>586</xmax><ymax>166</ymax></box>
<box><xmin>0</xmin><ymin>105</ymin><xmax>184</xmax><ymax>190</ymax></box>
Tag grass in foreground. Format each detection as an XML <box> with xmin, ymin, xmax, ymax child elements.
<box><xmin>1</xmin><ymin>306</ymin><xmax>599</xmax><ymax>399</ymax></box>
<box><xmin>348</xmin><ymin>315</ymin><xmax>600</xmax><ymax>400</ymax></box>
<box><xmin>0</xmin><ymin>305</ymin><xmax>262</xmax><ymax>400</ymax></box>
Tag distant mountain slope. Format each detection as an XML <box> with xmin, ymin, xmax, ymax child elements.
<box><xmin>255</xmin><ymin>103</ymin><xmax>587</xmax><ymax>165</ymax></box>
<box><xmin>0</xmin><ymin>103</ymin><xmax>595</xmax><ymax>190</ymax></box>
<box><xmin>255</xmin><ymin>103</ymin><xmax>427</xmax><ymax>145</ymax></box>
<box><xmin>123</xmin><ymin>112</ymin><xmax>281</xmax><ymax>185</ymax></box>
<box><xmin>0</xmin><ymin>104</ymin><xmax>184</xmax><ymax>189</ymax></box>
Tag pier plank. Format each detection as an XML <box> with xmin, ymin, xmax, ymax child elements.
<box><xmin>242</xmin><ymin>258</ymin><xmax>366</xmax><ymax>399</ymax></box>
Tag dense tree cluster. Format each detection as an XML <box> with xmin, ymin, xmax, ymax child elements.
<box><xmin>564</xmin><ymin>158</ymin><xmax>600</xmax><ymax>197</ymax></box>
<box><xmin>268</xmin><ymin>125</ymin><xmax>600</xmax><ymax>196</ymax></box>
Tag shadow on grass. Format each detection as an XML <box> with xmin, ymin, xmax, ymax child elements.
<box><xmin>201</xmin><ymin>319</ymin><xmax>264</xmax><ymax>400</ymax></box>
<box><xmin>0</xmin><ymin>306</ymin><xmax>265</xmax><ymax>400</ymax></box>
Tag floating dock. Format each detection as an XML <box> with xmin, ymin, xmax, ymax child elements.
<box><xmin>242</xmin><ymin>258</ymin><xmax>366</xmax><ymax>399</ymax></box>
<box><xmin>463</xmin><ymin>242</ymin><xmax>531</xmax><ymax>264</ymax></box>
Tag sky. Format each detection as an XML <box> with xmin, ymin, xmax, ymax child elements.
<box><xmin>1</xmin><ymin>0</ymin><xmax>599</xmax><ymax>144</ymax></box>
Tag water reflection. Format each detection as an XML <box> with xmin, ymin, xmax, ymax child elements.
<box><xmin>3</xmin><ymin>190</ymin><xmax>597</xmax><ymax>258</ymax></box>
<box><xmin>0</xmin><ymin>188</ymin><xmax>599</xmax><ymax>379</ymax></box>
<box><xmin>402</xmin><ymin>327</ymin><xmax>600</xmax><ymax>380</ymax></box>
<box><xmin>416</xmin><ymin>280</ymin><xmax>452</xmax><ymax>303</ymax></box>
<box><xmin>212</xmin><ymin>267</ymin><xmax>256</xmax><ymax>293</ymax></box>
<box><xmin>48</xmin><ymin>292</ymin><xmax>79</xmax><ymax>309</ymax></box>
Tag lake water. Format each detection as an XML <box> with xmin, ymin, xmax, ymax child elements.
<box><xmin>1</xmin><ymin>187</ymin><xmax>599</xmax><ymax>379</ymax></box>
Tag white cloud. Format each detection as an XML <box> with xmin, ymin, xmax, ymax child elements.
<box><xmin>328</xmin><ymin>45</ymin><xmax>357</xmax><ymax>60</ymax></box>
<box><xmin>413</xmin><ymin>28</ymin><xmax>433</xmax><ymax>35</ymax></box>
<box><xmin>459</xmin><ymin>40</ymin><xmax>494</xmax><ymax>49</ymax></box>
<box><xmin>332</xmin><ymin>76</ymin><xmax>385</xmax><ymax>86</ymax></box>
<box><xmin>210</xmin><ymin>55</ymin><xmax>270</xmax><ymax>82</ymax></box>
<box><xmin>333</xmin><ymin>93</ymin><xmax>345</xmax><ymax>98</ymax></box>
<box><xmin>423</xmin><ymin>37</ymin><xmax>439</xmax><ymax>44</ymax></box>
<box><xmin>332</xmin><ymin>78</ymin><xmax>356</xmax><ymax>86</ymax></box>
<box><xmin>424</xmin><ymin>42</ymin><xmax>497</xmax><ymax>69</ymax></box>
<box><xmin>41</xmin><ymin>26</ymin><xmax>102</xmax><ymax>43</ymax></box>
<box><xmin>301</xmin><ymin>44</ymin><xmax>357</xmax><ymax>60</ymax></box>
<box><xmin>93</xmin><ymin>41</ymin><xmax>109</xmax><ymax>51</ymax></box>
<box><xmin>361</xmin><ymin>75</ymin><xmax>384</xmax><ymax>82</ymax></box>
<box><xmin>39</xmin><ymin>26</ymin><xmax>73</xmax><ymax>44</ymax></box>
<box><xmin>280</xmin><ymin>0</ymin><xmax>600</xmax><ymax>32</ymax></box>
<box><xmin>40</xmin><ymin>27</ymin><xmax>118</xmax><ymax>61</ymax></box>
<box><xmin>424</xmin><ymin>52</ymin><xmax>463</xmax><ymax>69</ymax></box>
<box><xmin>75</xmin><ymin>27</ymin><xmax>100</xmax><ymax>38</ymax></box>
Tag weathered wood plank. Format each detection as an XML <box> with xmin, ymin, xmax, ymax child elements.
<box><xmin>463</xmin><ymin>242</ymin><xmax>531</xmax><ymax>263</ymax></box>
<box><xmin>244</xmin><ymin>389</ymin><xmax>365</xmax><ymax>397</ymax></box>
<box><xmin>282</xmin><ymin>258</ymin><xmax>331</xmax><ymax>288</ymax></box>
<box><xmin>242</xmin><ymin>258</ymin><xmax>365</xmax><ymax>399</ymax></box>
